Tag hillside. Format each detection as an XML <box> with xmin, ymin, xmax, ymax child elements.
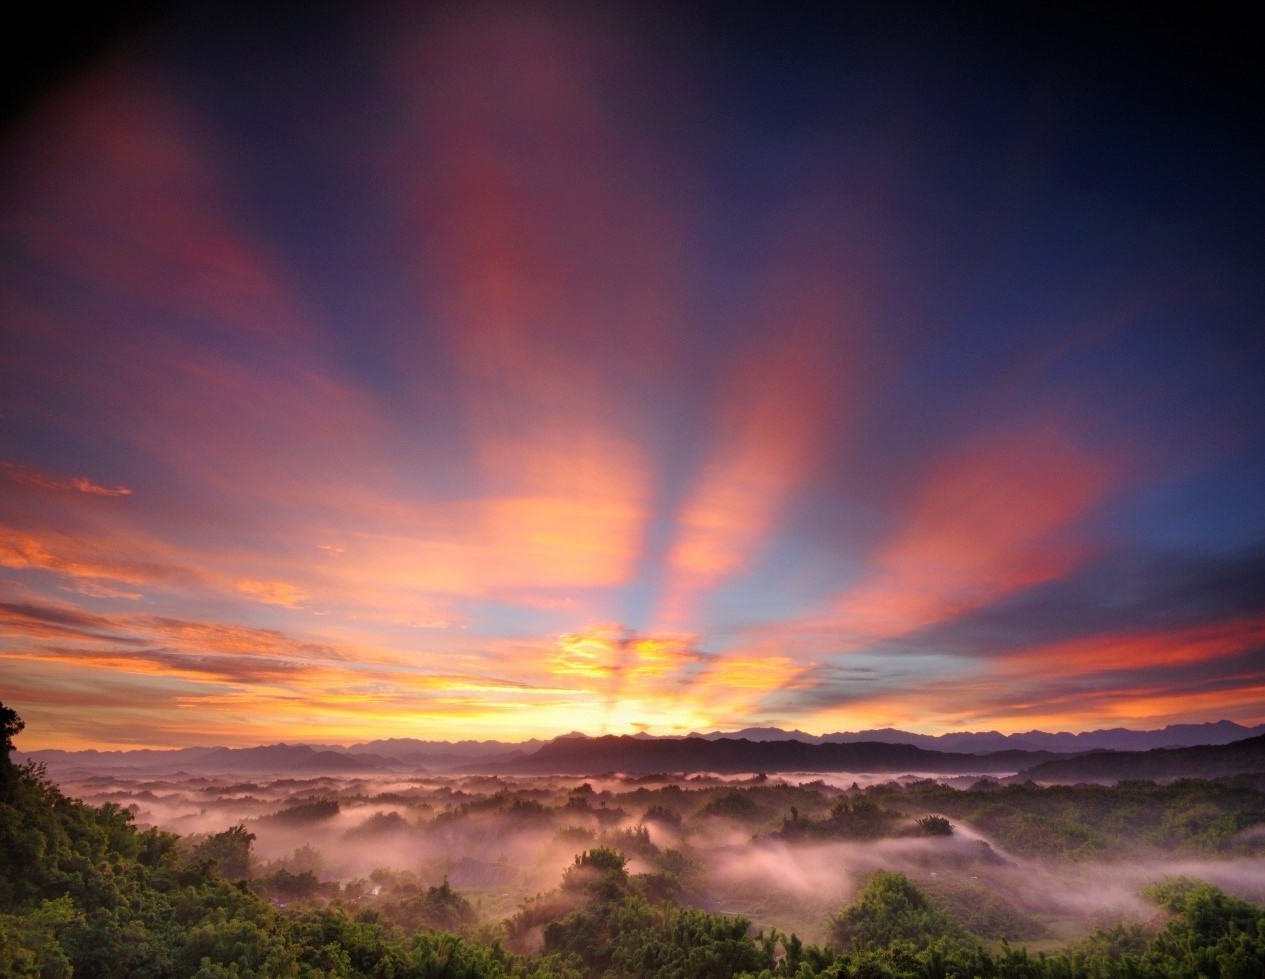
<box><xmin>1016</xmin><ymin>733</ymin><xmax>1265</xmax><ymax>782</ymax></box>
<box><xmin>493</xmin><ymin>734</ymin><xmax>1067</xmax><ymax>774</ymax></box>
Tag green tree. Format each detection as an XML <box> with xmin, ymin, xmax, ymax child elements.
<box><xmin>917</xmin><ymin>814</ymin><xmax>953</xmax><ymax>836</ymax></box>
<box><xmin>188</xmin><ymin>824</ymin><xmax>255</xmax><ymax>881</ymax></box>
<box><xmin>830</xmin><ymin>871</ymin><xmax>969</xmax><ymax>950</ymax></box>
<box><xmin>0</xmin><ymin>702</ymin><xmax>24</xmax><ymax>795</ymax></box>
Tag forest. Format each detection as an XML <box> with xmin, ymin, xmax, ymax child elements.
<box><xmin>4</xmin><ymin>701</ymin><xmax>1265</xmax><ymax>978</ymax></box>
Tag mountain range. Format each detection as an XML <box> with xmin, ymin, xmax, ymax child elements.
<box><xmin>16</xmin><ymin>720</ymin><xmax>1265</xmax><ymax>779</ymax></box>
<box><xmin>487</xmin><ymin>734</ymin><xmax>1065</xmax><ymax>775</ymax></box>
<box><xmin>1014</xmin><ymin>734</ymin><xmax>1265</xmax><ymax>782</ymax></box>
<box><xmin>687</xmin><ymin>720</ymin><xmax>1265</xmax><ymax>753</ymax></box>
<box><xmin>482</xmin><ymin>732</ymin><xmax>1265</xmax><ymax>781</ymax></box>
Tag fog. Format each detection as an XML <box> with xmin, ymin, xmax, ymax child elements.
<box><xmin>50</xmin><ymin>768</ymin><xmax>1265</xmax><ymax>945</ymax></box>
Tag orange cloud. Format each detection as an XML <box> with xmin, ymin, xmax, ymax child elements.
<box><xmin>966</xmin><ymin>677</ymin><xmax>1265</xmax><ymax>734</ymax></box>
<box><xmin>831</xmin><ymin>429</ymin><xmax>1115</xmax><ymax>641</ymax></box>
<box><xmin>538</xmin><ymin>623</ymin><xmax>822</xmax><ymax>734</ymax></box>
<box><xmin>996</xmin><ymin>616</ymin><xmax>1265</xmax><ymax>679</ymax></box>
<box><xmin>531</xmin><ymin>624</ymin><xmax>716</xmax><ymax>732</ymax></box>
<box><xmin>1</xmin><ymin>461</ymin><xmax>131</xmax><ymax>497</ymax></box>
<box><xmin>1090</xmin><ymin>685</ymin><xmax>1265</xmax><ymax>727</ymax></box>
<box><xmin>549</xmin><ymin>624</ymin><xmax>702</xmax><ymax>685</ymax></box>
<box><xmin>659</xmin><ymin>352</ymin><xmax>821</xmax><ymax>623</ymax></box>
<box><xmin>656</xmin><ymin>299</ymin><xmax>846</xmax><ymax>630</ymax></box>
<box><xmin>293</xmin><ymin>460</ymin><xmax>645</xmax><ymax>616</ymax></box>
<box><xmin>0</xmin><ymin>601</ymin><xmax>132</xmax><ymax>645</ymax></box>
<box><xmin>1</xmin><ymin>602</ymin><xmax>592</xmax><ymax>748</ymax></box>
<box><xmin>551</xmin><ymin>627</ymin><xmax>623</xmax><ymax>680</ymax></box>
<box><xmin>0</xmin><ymin>599</ymin><xmax>348</xmax><ymax>665</ymax></box>
<box><xmin>0</xmin><ymin>524</ymin><xmax>198</xmax><ymax>590</ymax></box>
<box><xmin>235</xmin><ymin>579</ymin><xmax>310</xmax><ymax>609</ymax></box>
<box><xmin>680</xmin><ymin>653</ymin><xmax>808</xmax><ymax>724</ymax></box>
<box><xmin>68</xmin><ymin>582</ymin><xmax>143</xmax><ymax>600</ymax></box>
<box><xmin>141</xmin><ymin>617</ymin><xmax>346</xmax><ymax>662</ymax></box>
<box><xmin>375</xmin><ymin>10</ymin><xmax>686</xmax><ymax>609</ymax></box>
<box><xmin>14</xmin><ymin>650</ymin><xmax>577</xmax><ymax>745</ymax></box>
<box><xmin>796</xmin><ymin>614</ymin><xmax>1265</xmax><ymax>735</ymax></box>
<box><xmin>477</xmin><ymin>436</ymin><xmax>649</xmax><ymax>591</ymax></box>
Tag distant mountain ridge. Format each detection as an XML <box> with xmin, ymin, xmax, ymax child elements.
<box><xmin>483</xmin><ymin>734</ymin><xmax>1067</xmax><ymax>775</ymax></box>
<box><xmin>339</xmin><ymin>736</ymin><xmax>544</xmax><ymax>758</ymax></box>
<box><xmin>480</xmin><ymin>733</ymin><xmax>1265</xmax><ymax>780</ymax></box>
<box><xmin>18</xmin><ymin>743</ymin><xmax>403</xmax><ymax>776</ymax></box>
<box><xmin>1013</xmin><ymin>734</ymin><xmax>1265</xmax><ymax>782</ymax></box>
<box><xmin>688</xmin><ymin>720</ymin><xmax>1265</xmax><ymax>753</ymax></box>
<box><xmin>16</xmin><ymin>720</ymin><xmax>1265</xmax><ymax>777</ymax></box>
<box><xmin>17</xmin><ymin>739</ymin><xmax>534</xmax><ymax>776</ymax></box>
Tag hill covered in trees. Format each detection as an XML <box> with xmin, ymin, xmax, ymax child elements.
<box><xmin>5</xmin><ymin>701</ymin><xmax>1265</xmax><ymax>978</ymax></box>
<box><xmin>493</xmin><ymin>734</ymin><xmax>1070</xmax><ymax>775</ymax></box>
<box><xmin>489</xmin><ymin>731</ymin><xmax>1265</xmax><ymax>780</ymax></box>
<box><xmin>1014</xmin><ymin>734</ymin><xmax>1265</xmax><ymax>782</ymax></box>
<box><xmin>689</xmin><ymin>720</ymin><xmax>1265</xmax><ymax>753</ymax></box>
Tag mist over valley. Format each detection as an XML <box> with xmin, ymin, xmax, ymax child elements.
<box><xmin>25</xmin><ymin>725</ymin><xmax>1265</xmax><ymax>949</ymax></box>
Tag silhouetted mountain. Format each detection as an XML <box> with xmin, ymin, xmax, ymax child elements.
<box><xmin>334</xmin><ymin>736</ymin><xmax>538</xmax><ymax>769</ymax></box>
<box><xmin>689</xmin><ymin>720</ymin><xmax>1265</xmax><ymax>753</ymax></box>
<box><xmin>20</xmin><ymin>721</ymin><xmax>1264</xmax><ymax>777</ymax></box>
<box><xmin>1003</xmin><ymin>721</ymin><xmax>1265</xmax><ymax>752</ymax></box>
<box><xmin>488</xmin><ymin>734</ymin><xmax>1068</xmax><ymax>775</ymax></box>
<box><xmin>690</xmin><ymin>726</ymin><xmax>822</xmax><ymax>742</ymax></box>
<box><xmin>14</xmin><ymin>746</ymin><xmax>216</xmax><ymax>772</ymax></box>
<box><xmin>191</xmin><ymin>744</ymin><xmax>386</xmax><ymax>774</ymax></box>
<box><xmin>17</xmin><ymin>739</ymin><xmax>539</xmax><ymax>776</ymax></box>
<box><xmin>19</xmin><ymin>743</ymin><xmax>395</xmax><ymax>776</ymax></box>
<box><xmin>1014</xmin><ymin>734</ymin><xmax>1265</xmax><ymax>782</ymax></box>
<box><xmin>344</xmin><ymin>736</ymin><xmax>544</xmax><ymax>759</ymax></box>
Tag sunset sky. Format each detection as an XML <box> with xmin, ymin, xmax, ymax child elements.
<box><xmin>2</xmin><ymin>4</ymin><xmax>1263</xmax><ymax>749</ymax></box>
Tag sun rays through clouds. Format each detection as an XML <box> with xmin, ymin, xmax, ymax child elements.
<box><xmin>3</xmin><ymin>3</ymin><xmax>1264</xmax><ymax>746</ymax></box>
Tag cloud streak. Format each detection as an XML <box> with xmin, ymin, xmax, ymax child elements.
<box><xmin>1</xmin><ymin>461</ymin><xmax>132</xmax><ymax>497</ymax></box>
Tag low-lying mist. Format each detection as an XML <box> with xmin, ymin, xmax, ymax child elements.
<box><xmin>50</xmin><ymin>767</ymin><xmax>1265</xmax><ymax>945</ymax></box>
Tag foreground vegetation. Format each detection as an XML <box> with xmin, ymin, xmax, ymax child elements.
<box><xmin>4</xmin><ymin>703</ymin><xmax>1265</xmax><ymax>977</ymax></box>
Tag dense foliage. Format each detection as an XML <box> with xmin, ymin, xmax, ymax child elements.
<box><xmin>775</xmin><ymin>797</ymin><xmax>905</xmax><ymax>841</ymax></box>
<box><xmin>863</xmin><ymin>777</ymin><xmax>1265</xmax><ymax>858</ymax></box>
<box><xmin>5</xmin><ymin>703</ymin><xmax>1265</xmax><ymax>977</ymax></box>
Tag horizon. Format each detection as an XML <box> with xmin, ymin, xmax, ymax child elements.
<box><xmin>15</xmin><ymin>717</ymin><xmax>1265</xmax><ymax>755</ymax></box>
<box><xmin>3</xmin><ymin>4</ymin><xmax>1264</xmax><ymax>751</ymax></box>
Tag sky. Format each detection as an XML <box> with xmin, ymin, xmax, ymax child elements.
<box><xmin>2</xmin><ymin>3</ymin><xmax>1263</xmax><ymax>749</ymax></box>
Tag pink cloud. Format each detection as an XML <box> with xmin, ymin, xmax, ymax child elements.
<box><xmin>830</xmin><ymin>428</ymin><xmax>1116</xmax><ymax>641</ymax></box>
<box><xmin>1</xmin><ymin>461</ymin><xmax>132</xmax><ymax>497</ymax></box>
